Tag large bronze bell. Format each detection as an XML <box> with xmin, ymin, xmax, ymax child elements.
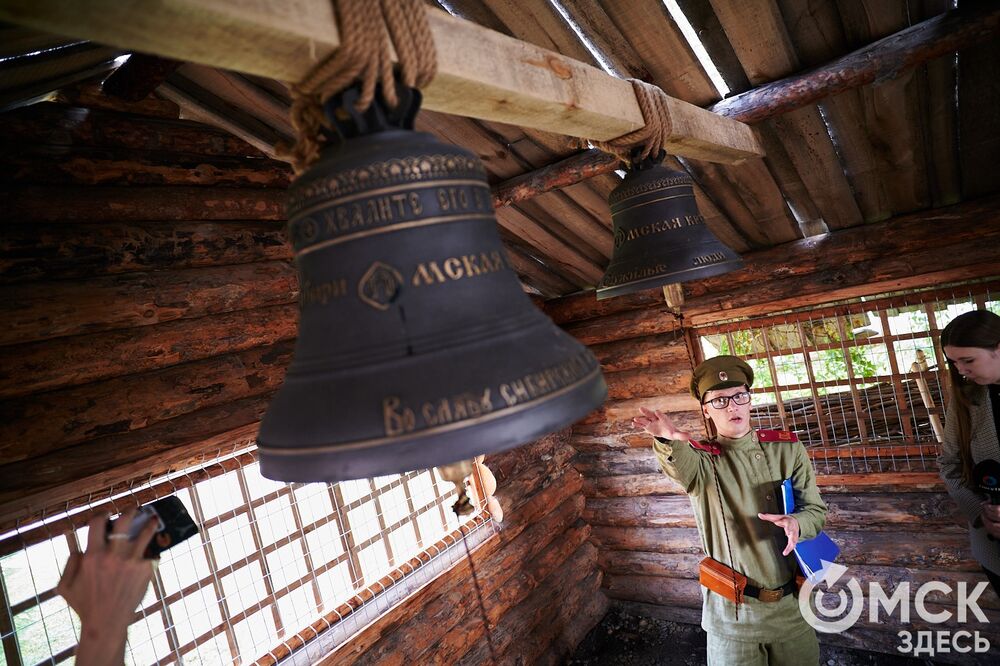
<box><xmin>596</xmin><ymin>155</ymin><xmax>743</xmax><ymax>300</ymax></box>
<box><xmin>258</xmin><ymin>85</ymin><xmax>607</xmax><ymax>482</ymax></box>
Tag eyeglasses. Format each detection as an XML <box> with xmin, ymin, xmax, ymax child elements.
<box><xmin>703</xmin><ymin>391</ymin><xmax>751</xmax><ymax>409</ymax></box>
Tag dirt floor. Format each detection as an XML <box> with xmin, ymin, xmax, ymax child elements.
<box><xmin>566</xmin><ymin>606</ymin><xmax>937</xmax><ymax>666</ymax></box>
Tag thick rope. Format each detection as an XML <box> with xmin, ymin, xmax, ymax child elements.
<box><xmin>590</xmin><ymin>78</ymin><xmax>673</xmax><ymax>165</ymax></box>
<box><xmin>281</xmin><ymin>0</ymin><xmax>437</xmax><ymax>173</ymax></box>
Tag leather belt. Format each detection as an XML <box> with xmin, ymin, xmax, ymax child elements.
<box><xmin>745</xmin><ymin>579</ymin><xmax>797</xmax><ymax>603</ymax></box>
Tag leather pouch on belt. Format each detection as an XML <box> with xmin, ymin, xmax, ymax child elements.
<box><xmin>699</xmin><ymin>556</ymin><xmax>747</xmax><ymax>605</ymax></box>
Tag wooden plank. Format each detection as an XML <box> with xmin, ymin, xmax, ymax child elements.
<box><xmin>0</xmin><ymin>221</ymin><xmax>290</xmax><ymax>284</ymax></box>
<box><xmin>920</xmin><ymin>0</ymin><xmax>961</xmax><ymax>208</ymax></box>
<box><xmin>0</xmin><ymin>261</ymin><xmax>298</xmax><ymax>346</ymax></box>
<box><xmin>957</xmin><ymin>13</ymin><xmax>1000</xmax><ymax>199</ymax></box>
<box><xmin>679</xmin><ymin>194</ymin><xmax>1000</xmax><ymax>326</ymax></box>
<box><xmin>0</xmin><ymin>340</ymin><xmax>293</xmax><ymax>464</ymax></box>
<box><xmin>836</xmin><ymin>0</ymin><xmax>929</xmax><ymax>216</ymax></box>
<box><xmin>0</xmin><ymin>303</ymin><xmax>298</xmax><ymax>399</ymax></box>
<box><xmin>0</xmin><ymin>0</ymin><xmax>763</xmax><ymax>164</ymax></box>
<box><xmin>710</xmin><ymin>0</ymin><xmax>863</xmax><ymax>231</ymax></box>
<box><xmin>600</xmin><ymin>0</ymin><xmax>718</xmax><ymax>106</ymax></box>
<box><xmin>775</xmin><ymin>0</ymin><xmax>891</xmax><ymax>223</ymax></box>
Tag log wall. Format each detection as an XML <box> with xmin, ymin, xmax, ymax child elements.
<box><xmin>545</xmin><ymin>206</ymin><xmax>1000</xmax><ymax>664</ymax></box>
<box><xmin>0</xmin><ymin>96</ymin><xmax>607</xmax><ymax>662</ymax></box>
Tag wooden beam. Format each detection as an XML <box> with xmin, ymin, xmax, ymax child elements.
<box><xmin>491</xmin><ymin>149</ymin><xmax>619</xmax><ymax>209</ymax></box>
<box><xmin>478</xmin><ymin>3</ymin><xmax>1000</xmax><ymax>210</ymax></box>
<box><xmin>709</xmin><ymin>3</ymin><xmax>1000</xmax><ymax>123</ymax></box>
<box><xmin>0</xmin><ymin>0</ymin><xmax>762</xmax><ymax>164</ymax></box>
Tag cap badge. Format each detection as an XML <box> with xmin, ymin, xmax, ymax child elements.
<box><xmin>718</xmin><ymin>371</ymin><xmax>728</xmax><ymax>381</ymax></box>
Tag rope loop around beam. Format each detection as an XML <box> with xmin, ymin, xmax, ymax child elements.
<box><xmin>281</xmin><ymin>0</ymin><xmax>438</xmax><ymax>173</ymax></box>
<box><xmin>590</xmin><ymin>79</ymin><xmax>673</xmax><ymax>165</ymax></box>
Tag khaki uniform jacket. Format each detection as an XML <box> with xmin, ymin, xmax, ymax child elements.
<box><xmin>653</xmin><ymin>429</ymin><xmax>827</xmax><ymax>642</ymax></box>
<box><xmin>938</xmin><ymin>385</ymin><xmax>1000</xmax><ymax>574</ymax></box>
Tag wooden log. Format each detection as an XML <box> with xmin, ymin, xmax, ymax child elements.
<box><xmin>599</xmin><ymin>550</ymin><xmax>1000</xmax><ymax>610</ymax></box>
<box><xmin>680</xmin><ymin>195</ymin><xmax>1000</xmax><ymax>325</ymax></box>
<box><xmin>578</xmin><ymin>394</ymin><xmax>701</xmax><ymax>426</ymax></box>
<box><xmin>0</xmin><ymin>398</ymin><xmax>268</xmax><ymax>531</ymax></box>
<box><xmin>417</xmin><ymin>536</ymin><xmax>597</xmax><ymax>665</ymax></box>
<box><xmin>592</xmin><ymin>525</ymin><xmax>978</xmax><ymax>570</ymax></box>
<box><xmin>0</xmin><ymin>261</ymin><xmax>298</xmax><ymax>346</ymax></box>
<box><xmin>456</xmin><ymin>558</ymin><xmax>601</xmax><ymax>665</ymax></box>
<box><xmin>563</xmin><ymin>305</ymin><xmax>681</xmax><ymax>346</ymax></box>
<box><xmin>0</xmin><ymin>144</ymin><xmax>293</xmax><ymax>188</ymax></box>
<box><xmin>542</xmin><ymin>287</ymin><xmax>666</xmax><ymax>326</ymax></box>
<box><xmin>603</xmin><ymin>365</ymin><xmax>690</xmax><ymax>401</ymax></box>
<box><xmin>604</xmin><ymin>573</ymin><xmax>1000</xmax><ymax>638</ymax></box>
<box><xmin>491</xmin><ymin>149</ymin><xmax>619</xmax><ymax>209</ymax></box>
<box><xmin>531</xmin><ymin>580</ymin><xmax>609</xmax><ymax>666</ymax></box>
<box><xmin>588</xmin><ymin>332</ymin><xmax>688</xmax><ymax>373</ymax></box>
<box><xmin>0</xmin><ymin>103</ymin><xmax>265</xmax><ymax>157</ymax></box>
<box><xmin>0</xmin><ymin>1</ymin><xmax>763</xmax><ymax>164</ymax></box>
<box><xmin>329</xmin><ymin>476</ymin><xmax>586</xmax><ymax>664</ymax></box>
<box><xmin>583</xmin><ymin>493</ymin><xmax>965</xmax><ymax>532</ymax></box>
<box><xmin>0</xmin><ymin>303</ymin><xmax>297</xmax><ymax>399</ymax></box>
<box><xmin>0</xmin><ymin>221</ymin><xmax>291</xmax><ymax>284</ymax></box>
<box><xmin>0</xmin><ymin>340</ymin><xmax>293</xmax><ymax>464</ymax></box>
<box><xmin>485</xmin><ymin>429</ymin><xmax>573</xmax><ymax>486</ymax></box>
<box><xmin>6</xmin><ymin>185</ymin><xmax>286</xmax><ymax>222</ymax></box>
<box><xmin>582</xmin><ymin>473</ymin><xmax>684</xmax><ymax>499</ymax></box>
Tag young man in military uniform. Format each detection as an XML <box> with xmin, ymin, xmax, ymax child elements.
<box><xmin>633</xmin><ymin>355</ymin><xmax>827</xmax><ymax>665</ymax></box>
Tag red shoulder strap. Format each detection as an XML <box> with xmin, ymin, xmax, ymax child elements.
<box><xmin>756</xmin><ymin>429</ymin><xmax>798</xmax><ymax>443</ymax></box>
<box><xmin>689</xmin><ymin>439</ymin><xmax>722</xmax><ymax>456</ymax></box>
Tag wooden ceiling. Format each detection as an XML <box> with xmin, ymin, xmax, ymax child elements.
<box><xmin>2</xmin><ymin>0</ymin><xmax>998</xmax><ymax>298</ymax></box>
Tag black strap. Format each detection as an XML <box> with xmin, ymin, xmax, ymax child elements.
<box><xmin>745</xmin><ymin>578</ymin><xmax>797</xmax><ymax>601</ymax></box>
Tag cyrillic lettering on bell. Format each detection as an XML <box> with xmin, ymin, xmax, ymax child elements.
<box><xmin>421</xmin><ymin>389</ymin><xmax>494</xmax><ymax>427</ymax></box>
<box><xmin>499</xmin><ymin>352</ymin><xmax>594</xmax><ymax>407</ymax></box>
<box><xmin>383</xmin><ymin>397</ymin><xmax>416</xmax><ymax>436</ymax></box>
<box><xmin>411</xmin><ymin>251</ymin><xmax>508</xmax><ymax>286</ymax></box>
<box><xmin>300</xmin><ymin>278</ymin><xmax>348</xmax><ymax>308</ymax></box>
<box><xmin>692</xmin><ymin>252</ymin><xmax>726</xmax><ymax>267</ymax></box>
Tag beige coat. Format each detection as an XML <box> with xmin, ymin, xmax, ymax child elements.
<box><xmin>939</xmin><ymin>384</ymin><xmax>1000</xmax><ymax>573</ymax></box>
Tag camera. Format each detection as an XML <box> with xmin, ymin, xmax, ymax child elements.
<box><xmin>106</xmin><ymin>496</ymin><xmax>199</xmax><ymax>558</ymax></box>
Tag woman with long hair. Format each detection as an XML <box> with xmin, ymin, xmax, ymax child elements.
<box><xmin>938</xmin><ymin>309</ymin><xmax>1000</xmax><ymax>593</ymax></box>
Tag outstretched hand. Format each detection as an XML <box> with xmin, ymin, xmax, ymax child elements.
<box><xmin>57</xmin><ymin>510</ymin><xmax>158</xmax><ymax>666</ymax></box>
<box><xmin>758</xmin><ymin>513</ymin><xmax>800</xmax><ymax>556</ymax></box>
<box><xmin>632</xmin><ymin>407</ymin><xmax>691</xmax><ymax>441</ymax></box>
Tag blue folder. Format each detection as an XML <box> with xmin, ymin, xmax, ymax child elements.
<box><xmin>781</xmin><ymin>479</ymin><xmax>840</xmax><ymax>583</ymax></box>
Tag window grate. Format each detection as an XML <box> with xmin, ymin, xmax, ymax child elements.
<box><xmin>695</xmin><ymin>278</ymin><xmax>1000</xmax><ymax>474</ymax></box>
<box><xmin>0</xmin><ymin>446</ymin><xmax>496</xmax><ymax>665</ymax></box>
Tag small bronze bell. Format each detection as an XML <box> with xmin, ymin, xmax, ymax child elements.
<box><xmin>258</xmin><ymin>84</ymin><xmax>607</xmax><ymax>482</ymax></box>
<box><xmin>596</xmin><ymin>154</ymin><xmax>743</xmax><ymax>300</ymax></box>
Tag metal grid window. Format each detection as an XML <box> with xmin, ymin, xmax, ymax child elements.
<box><xmin>0</xmin><ymin>446</ymin><xmax>493</xmax><ymax>665</ymax></box>
<box><xmin>695</xmin><ymin>279</ymin><xmax>1000</xmax><ymax>474</ymax></box>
